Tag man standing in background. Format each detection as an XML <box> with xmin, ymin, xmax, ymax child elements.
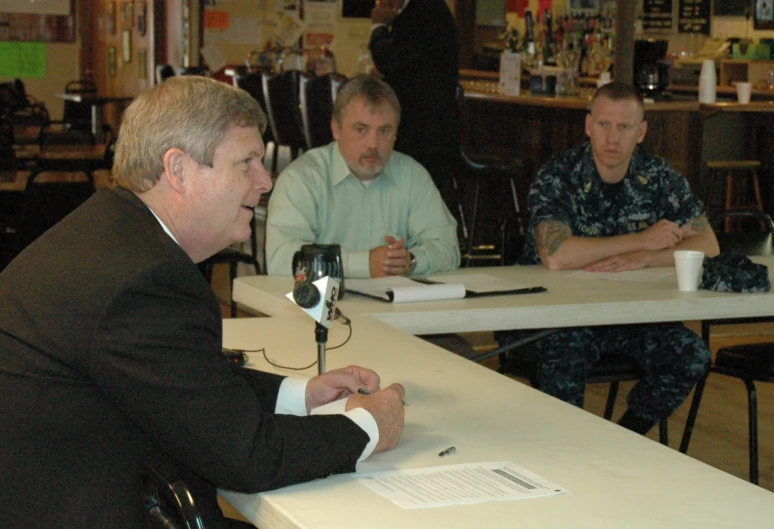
<box><xmin>369</xmin><ymin>0</ymin><xmax>461</xmax><ymax>205</ymax></box>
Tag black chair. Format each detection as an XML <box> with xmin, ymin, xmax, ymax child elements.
<box><xmin>156</xmin><ymin>64</ymin><xmax>176</xmax><ymax>84</ymax></box>
<box><xmin>261</xmin><ymin>70</ymin><xmax>307</xmax><ymax>162</ymax></box>
<box><xmin>473</xmin><ymin>329</ymin><xmax>669</xmax><ymax>445</ymax></box>
<box><xmin>178</xmin><ymin>66</ymin><xmax>210</xmax><ymax>77</ymax></box>
<box><xmin>299</xmin><ymin>72</ymin><xmax>347</xmax><ymax>150</ymax></box>
<box><xmin>13</xmin><ymin>169</ymin><xmax>96</xmax><ymax>256</ymax></box>
<box><xmin>142</xmin><ymin>459</ymin><xmax>205</xmax><ymax>529</ymax></box>
<box><xmin>455</xmin><ymin>84</ymin><xmax>529</xmax><ymax>266</ymax></box>
<box><xmin>38</xmin><ymin>79</ymin><xmax>98</xmax><ymax>146</ymax></box>
<box><xmin>233</xmin><ymin>68</ymin><xmax>276</xmax><ymax>172</ymax></box>
<box><xmin>199</xmin><ymin>213</ymin><xmax>262</xmax><ymax>317</ymax></box>
<box><xmin>678</xmin><ymin>214</ymin><xmax>774</xmax><ymax>484</ymax></box>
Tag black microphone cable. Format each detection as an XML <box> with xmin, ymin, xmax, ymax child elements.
<box><xmin>228</xmin><ymin>308</ymin><xmax>353</xmax><ymax>372</ymax></box>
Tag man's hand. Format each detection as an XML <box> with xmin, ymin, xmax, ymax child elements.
<box><xmin>638</xmin><ymin>219</ymin><xmax>683</xmax><ymax>251</ymax></box>
<box><xmin>371</xmin><ymin>2</ymin><xmax>398</xmax><ymax>25</ymax></box>
<box><xmin>346</xmin><ymin>383</ymin><xmax>405</xmax><ymax>453</ymax></box>
<box><xmin>584</xmin><ymin>251</ymin><xmax>652</xmax><ymax>272</ymax></box>
<box><xmin>370</xmin><ymin>235</ymin><xmax>411</xmax><ymax>277</ymax></box>
<box><xmin>305</xmin><ymin>365</ymin><xmax>380</xmax><ymax>413</ymax></box>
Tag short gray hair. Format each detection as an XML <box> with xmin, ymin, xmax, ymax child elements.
<box><xmin>332</xmin><ymin>75</ymin><xmax>401</xmax><ymax>125</ymax></box>
<box><xmin>113</xmin><ymin>76</ymin><xmax>267</xmax><ymax>192</ymax></box>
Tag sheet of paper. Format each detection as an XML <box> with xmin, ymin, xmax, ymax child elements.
<box><xmin>346</xmin><ymin>277</ymin><xmax>466</xmax><ymax>303</ymax></box>
<box><xmin>388</xmin><ymin>283</ymin><xmax>466</xmax><ymax>303</ymax></box>
<box><xmin>426</xmin><ymin>273</ymin><xmax>535</xmax><ymax>293</ymax></box>
<box><xmin>355</xmin><ymin>461</ymin><xmax>568</xmax><ymax>509</ymax></box>
<box><xmin>346</xmin><ymin>277</ymin><xmax>420</xmax><ymax>299</ymax></box>
<box><xmin>567</xmin><ymin>269</ymin><xmax>675</xmax><ymax>282</ymax></box>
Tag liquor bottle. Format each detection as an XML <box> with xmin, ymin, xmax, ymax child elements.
<box><xmin>524</xmin><ymin>10</ymin><xmax>536</xmax><ymax>57</ymax></box>
<box><xmin>544</xmin><ymin>9</ymin><xmax>556</xmax><ymax>66</ymax></box>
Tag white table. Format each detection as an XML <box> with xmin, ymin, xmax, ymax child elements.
<box><xmin>233</xmin><ymin>257</ymin><xmax>774</xmax><ymax>335</ymax></box>
<box><xmin>219</xmin><ymin>317</ymin><xmax>774</xmax><ymax>528</ymax></box>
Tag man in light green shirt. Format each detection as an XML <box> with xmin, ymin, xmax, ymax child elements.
<box><xmin>266</xmin><ymin>75</ymin><xmax>460</xmax><ymax>278</ymax></box>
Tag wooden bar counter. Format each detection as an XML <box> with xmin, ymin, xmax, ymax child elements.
<box><xmin>459</xmin><ymin>79</ymin><xmax>774</xmax><ymax>218</ymax></box>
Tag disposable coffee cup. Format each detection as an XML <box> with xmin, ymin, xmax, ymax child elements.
<box><xmin>736</xmin><ymin>82</ymin><xmax>752</xmax><ymax>105</ymax></box>
<box><xmin>674</xmin><ymin>250</ymin><xmax>705</xmax><ymax>291</ymax></box>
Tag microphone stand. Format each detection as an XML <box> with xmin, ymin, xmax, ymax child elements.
<box><xmin>315</xmin><ymin>322</ymin><xmax>328</xmax><ymax>374</ymax></box>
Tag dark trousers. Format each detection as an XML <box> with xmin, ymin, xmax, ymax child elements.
<box><xmin>497</xmin><ymin>323</ymin><xmax>711</xmax><ymax>421</ymax></box>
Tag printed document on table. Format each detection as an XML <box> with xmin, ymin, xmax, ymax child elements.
<box><xmin>354</xmin><ymin>461</ymin><xmax>569</xmax><ymax>509</ymax></box>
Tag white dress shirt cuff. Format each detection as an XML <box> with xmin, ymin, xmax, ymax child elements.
<box><xmin>275</xmin><ymin>377</ymin><xmax>309</xmax><ymax>416</ymax></box>
<box><xmin>311</xmin><ymin>398</ymin><xmax>379</xmax><ymax>462</ymax></box>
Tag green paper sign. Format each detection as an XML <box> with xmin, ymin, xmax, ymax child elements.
<box><xmin>0</xmin><ymin>42</ymin><xmax>47</xmax><ymax>78</ymax></box>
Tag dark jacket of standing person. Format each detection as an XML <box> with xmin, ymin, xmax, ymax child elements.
<box><xmin>369</xmin><ymin>0</ymin><xmax>460</xmax><ymax>200</ymax></box>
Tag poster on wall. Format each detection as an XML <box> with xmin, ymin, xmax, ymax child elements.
<box><xmin>755</xmin><ymin>0</ymin><xmax>774</xmax><ymax>29</ymax></box>
<box><xmin>643</xmin><ymin>0</ymin><xmax>673</xmax><ymax>31</ymax></box>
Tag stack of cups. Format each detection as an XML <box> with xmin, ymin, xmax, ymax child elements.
<box><xmin>699</xmin><ymin>60</ymin><xmax>717</xmax><ymax>104</ymax></box>
<box><xmin>674</xmin><ymin>250</ymin><xmax>705</xmax><ymax>291</ymax></box>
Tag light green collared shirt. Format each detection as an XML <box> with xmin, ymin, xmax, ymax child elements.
<box><xmin>266</xmin><ymin>142</ymin><xmax>460</xmax><ymax>278</ymax></box>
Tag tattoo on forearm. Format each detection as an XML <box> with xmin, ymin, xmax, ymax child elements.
<box><xmin>537</xmin><ymin>221</ymin><xmax>571</xmax><ymax>256</ymax></box>
<box><xmin>689</xmin><ymin>217</ymin><xmax>710</xmax><ymax>233</ymax></box>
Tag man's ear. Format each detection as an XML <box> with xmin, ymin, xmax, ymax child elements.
<box><xmin>162</xmin><ymin>148</ymin><xmax>187</xmax><ymax>193</ymax></box>
<box><xmin>636</xmin><ymin>120</ymin><xmax>648</xmax><ymax>144</ymax></box>
<box><xmin>331</xmin><ymin>119</ymin><xmax>340</xmax><ymax>141</ymax></box>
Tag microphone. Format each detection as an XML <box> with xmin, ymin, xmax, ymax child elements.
<box><xmin>293</xmin><ymin>280</ymin><xmax>320</xmax><ymax>308</ymax></box>
<box><xmin>286</xmin><ymin>276</ymin><xmax>340</xmax><ymax>329</ymax></box>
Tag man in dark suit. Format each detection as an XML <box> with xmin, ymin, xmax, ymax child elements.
<box><xmin>369</xmin><ymin>0</ymin><xmax>460</xmax><ymax>204</ymax></box>
<box><xmin>0</xmin><ymin>76</ymin><xmax>405</xmax><ymax>528</ymax></box>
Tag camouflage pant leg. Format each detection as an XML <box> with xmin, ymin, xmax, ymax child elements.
<box><xmin>510</xmin><ymin>327</ymin><xmax>602</xmax><ymax>408</ymax></box>
<box><xmin>601</xmin><ymin>323</ymin><xmax>711</xmax><ymax>422</ymax></box>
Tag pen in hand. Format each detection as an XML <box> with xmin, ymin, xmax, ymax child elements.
<box><xmin>358</xmin><ymin>387</ymin><xmax>407</xmax><ymax>406</ymax></box>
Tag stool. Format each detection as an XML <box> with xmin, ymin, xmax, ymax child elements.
<box><xmin>705</xmin><ymin>160</ymin><xmax>766</xmax><ymax>233</ymax></box>
<box><xmin>460</xmin><ymin>150</ymin><xmax>527</xmax><ymax>267</ymax></box>
<box><xmin>680</xmin><ymin>342</ymin><xmax>774</xmax><ymax>484</ymax></box>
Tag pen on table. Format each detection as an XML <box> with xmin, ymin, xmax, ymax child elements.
<box><xmin>438</xmin><ymin>446</ymin><xmax>456</xmax><ymax>457</ymax></box>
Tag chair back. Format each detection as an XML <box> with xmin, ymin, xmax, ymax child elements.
<box><xmin>14</xmin><ymin>170</ymin><xmax>95</xmax><ymax>254</ymax></box>
<box><xmin>178</xmin><ymin>66</ymin><xmax>210</xmax><ymax>77</ymax></box>
<box><xmin>156</xmin><ymin>64</ymin><xmax>176</xmax><ymax>84</ymax></box>
<box><xmin>715</xmin><ymin>212</ymin><xmax>774</xmax><ymax>256</ymax></box>
<box><xmin>63</xmin><ymin>79</ymin><xmax>97</xmax><ymax>134</ymax></box>
<box><xmin>300</xmin><ymin>72</ymin><xmax>347</xmax><ymax>150</ymax></box>
<box><xmin>261</xmin><ymin>70</ymin><xmax>306</xmax><ymax>156</ymax></box>
<box><xmin>233</xmin><ymin>71</ymin><xmax>274</xmax><ymax>145</ymax></box>
<box><xmin>0</xmin><ymin>117</ymin><xmax>17</xmax><ymax>171</ymax></box>
<box><xmin>142</xmin><ymin>459</ymin><xmax>205</xmax><ymax>529</ymax></box>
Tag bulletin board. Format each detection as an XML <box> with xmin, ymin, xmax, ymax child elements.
<box><xmin>0</xmin><ymin>0</ymin><xmax>74</xmax><ymax>42</ymax></box>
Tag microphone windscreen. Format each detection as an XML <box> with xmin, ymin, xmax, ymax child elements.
<box><xmin>293</xmin><ymin>281</ymin><xmax>320</xmax><ymax>309</ymax></box>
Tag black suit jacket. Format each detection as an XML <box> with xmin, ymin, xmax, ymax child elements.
<box><xmin>369</xmin><ymin>0</ymin><xmax>460</xmax><ymax>184</ymax></box>
<box><xmin>0</xmin><ymin>187</ymin><xmax>368</xmax><ymax>528</ymax></box>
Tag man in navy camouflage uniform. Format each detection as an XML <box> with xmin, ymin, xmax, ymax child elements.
<box><xmin>502</xmin><ymin>82</ymin><xmax>719</xmax><ymax>435</ymax></box>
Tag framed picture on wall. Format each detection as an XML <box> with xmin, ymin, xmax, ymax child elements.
<box><xmin>122</xmin><ymin>28</ymin><xmax>131</xmax><ymax>63</ymax></box>
<box><xmin>106</xmin><ymin>2</ymin><xmax>116</xmax><ymax>36</ymax></box>
<box><xmin>137</xmin><ymin>2</ymin><xmax>147</xmax><ymax>36</ymax></box>
<box><xmin>754</xmin><ymin>0</ymin><xmax>774</xmax><ymax>29</ymax></box>
<box><xmin>567</xmin><ymin>0</ymin><xmax>600</xmax><ymax>15</ymax></box>
<box><xmin>108</xmin><ymin>47</ymin><xmax>117</xmax><ymax>77</ymax></box>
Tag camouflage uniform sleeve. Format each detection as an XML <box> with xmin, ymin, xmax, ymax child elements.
<box><xmin>520</xmin><ymin>154</ymin><xmax>576</xmax><ymax>265</ymax></box>
<box><xmin>653</xmin><ymin>156</ymin><xmax>706</xmax><ymax>225</ymax></box>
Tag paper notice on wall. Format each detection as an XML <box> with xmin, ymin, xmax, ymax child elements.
<box><xmin>200</xmin><ymin>43</ymin><xmax>227</xmax><ymax>73</ymax></box>
<box><xmin>272</xmin><ymin>13</ymin><xmax>305</xmax><ymax>47</ymax></box>
<box><xmin>305</xmin><ymin>1</ymin><xmax>338</xmax><ymax>31</ymax></box>
<box><xmin>229</xmin><ymin>18</ymin><xmax>264</xmax><ymax>46</ymax></box>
